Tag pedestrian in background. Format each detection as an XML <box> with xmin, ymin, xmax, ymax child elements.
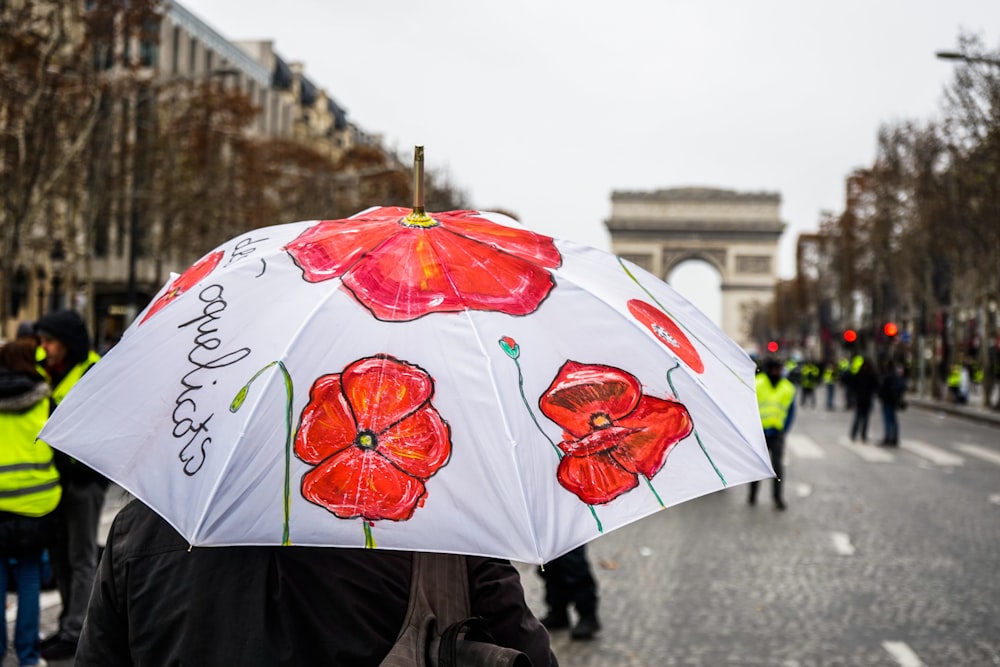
<box><xmin>76</xmin><ymin>499</ymin><xmax>556</xmax><ymax>666</ymax></box>
<box><xmin>0</xmin><ymin>341</ymin><xmax>61</xmax><ymax>667</ymax></box>
<box><xmin>878</xmin><ymin>361</ymin><xmax>906</xmax><ymax>446</ymax></box>
<box><xmin>34</xmin><ymin>310</ymin><xmax>105</xmax><ymax>662</ymax></box>
<box><xmin>823</xmin><ymin>362</ymin><xmax>838</xmax><ymax>411</ymax></box>
<box><xmin>749</xmin><ymin>357</ymin><xmax>796</xmax><ymax>511</ymax></box>
<box><xmin>799</xmin><ymin>360</ymin><xmax>820</xmax><ymax>408</ymax></box>
<box><xmin>537</xmin><ymin>544</ymin><xmax>601</xmax><ymax>640</ymax></box>
<box><xmin>849</xmin><ymin>358</ymin><xmax>879</xmax><ymax>443</ymax></box>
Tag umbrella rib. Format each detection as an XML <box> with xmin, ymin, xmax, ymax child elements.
<box><xmin>460</xmin><ymin>307</ymin><xmax>545</xmax><ymax>562</ymax></box>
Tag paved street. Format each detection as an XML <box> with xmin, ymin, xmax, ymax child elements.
<box><xmin>6</xmin><ymin>399</ymin><xmax>1000</xmax><ymax>666</ymax></box>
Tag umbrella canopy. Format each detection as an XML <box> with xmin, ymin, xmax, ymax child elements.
<box><xmin>39</xmin><ymin>205</ymin><xmax>772</xmax><ymax>564</ymax></box>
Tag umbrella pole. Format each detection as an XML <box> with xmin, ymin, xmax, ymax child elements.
<box><xmin>404</xmin><ymin>145</ymin><xmax>435</xmax><ymax>226</ymax></box>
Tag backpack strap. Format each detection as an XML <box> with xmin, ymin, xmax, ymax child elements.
<box><xmin>380</xmin><ymin>553</ymin><xmax>530</xmax><ymax>667</ymax></box>
<box><xmin>379</xmin><ymin>552</ymin><xmax>470</xmax><ymax>667</ymax></box>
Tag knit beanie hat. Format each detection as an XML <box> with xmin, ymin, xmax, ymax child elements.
<box><xmin>15</xmin><ymin>321</ymin><xmax>35</xmax><ymax>339</ymax></box>
<box><xmin>34</xmin><ymin>310</ymin><xmax>91</xmax><ymax>369</ymax></box>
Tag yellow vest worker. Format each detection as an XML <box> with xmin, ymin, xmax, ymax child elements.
<box><xmin>749</xmin><ymin>358</ymin><xmax>796</xmax><ymax>511</ymax></box>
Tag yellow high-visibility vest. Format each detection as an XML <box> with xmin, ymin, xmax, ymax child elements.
<box><xmin>0</xmin><ymin>398</ymin><xmax>61</xmax><ymax>517</ymax></box>
<box><xmin>756</xmin><ymin>374</ymin><xmax>796</xmax><ymax>431</ymax></box>
<box><xmin>51</xmin><ymin>350</ymin><xmax>101</xmax><ymax>406</ymax></box>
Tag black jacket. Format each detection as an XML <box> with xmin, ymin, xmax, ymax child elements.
<box><xmin>76</xmin><ymin>500</ymin><xmax>556</xmax><ymax>666</ymax></box>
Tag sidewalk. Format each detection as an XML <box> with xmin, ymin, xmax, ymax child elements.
<box><xmin>907</xmin><ymin>393</ymin><xmax>1000</xmax><ymax>427</ymax></box>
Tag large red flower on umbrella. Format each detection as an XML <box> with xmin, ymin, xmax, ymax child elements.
<box><xmin>294</xmin><ymin>354</ymin><xmax>452</xmax><ymax>522</ymax></box>
<box><xmin>627</xmin><ymin>299</ymin><xmax>704</xmax><ymax>373</ymax></box>
<box><xmin>285</xmin><ymin>207</ymin><xmax>562</xmax><ymax>321</ymax></box>
<box><xmin>539</xmin><ymin>361</ymin><xmax>693</xmax><ymax>505</ymax></box>
<box><xmin>140</xmin><ymin>251</ymin><xmax>224</xmax><ymax>324</ymax></box>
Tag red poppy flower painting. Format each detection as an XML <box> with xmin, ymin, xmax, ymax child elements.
<box><xmin>140</xmin><ymin>251</ymin><xmax>224</xmax><ymax>324</ymax></box>
<box><xmin>285</xmin><ymin>207</ymin><xmax>562</xmax><ymax>321</ymax></box>
<box><xmin>539</xmin><ymin>361</ymin><xmax>693</xmax><ymax>505</ymax></box>
<box><xmin>627</xmin><ymin>299</ymin><xmax>705</xmax><ymax>373</ymax></box>
<box><xmin>294</xmin><ymin>354</ymin><xmax>452</xmax><ymax>523</ymax></box>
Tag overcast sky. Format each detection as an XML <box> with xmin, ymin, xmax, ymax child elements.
<box><xmin>182</xmin><ymin>0</ymin><xmax>1000</xmax><ymax>322</ymax></box>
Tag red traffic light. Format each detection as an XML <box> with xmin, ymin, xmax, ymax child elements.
<box><xmin>843</xmin><ymin>329</ymin><xmax>857</xmax><ymax>343</ymax></box>
<box><xmin>883</xmin><ymin>322</ymin><xmax>898</xmax><ymax>337</ymax></box>
<box><xmin>766</xmin><ymin>341</ymin><xmax>779</xmax><ymax>353</ymax></box>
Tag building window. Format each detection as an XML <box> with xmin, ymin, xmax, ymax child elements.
<box><xmin>138</xmin><ymin>18</ymin><xmax>158</xmax><ymax>67</ymax></box>
<box><xmin>736</xmin><ymin>255</ymin><xmax>770</xmax><ymax>274</ymax></box>
<box><xmin>189</xmin><ymin>36</ymin><xmax>197</xmax><ymax>74</ymax></box>
<box><xmin>171</xmin><ymin>26</ymin><xmax>181</xmax><ymax>74</ymax></box>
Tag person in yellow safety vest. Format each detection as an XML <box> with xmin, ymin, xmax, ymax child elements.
<box><xmin>946</xmin><ymin>363</ymin><xmax>964</xmax><ymax>404</ymax></box>
<box><xmin>799</xmin><ymin>361</ymin><xmax>820</xmax><ymax>408</ymax></box>
<box><xmin>749</xmin><ymin>358</ymin><xmax>796</xmax><ymax>511</ymax></box>
<box><xmin>0</xmin><ymin>341</ymin><xmax>61</xmax><ymax>667</ymax></box>
<box><xmin>822</xmin><ymin>363</ymin><xmax>837</xmax><ymax>411</ymax></box>
<box><xmin>33</xmin><ymin>310</ymin><xmax>104</xmax><ymax>662</ymax></box>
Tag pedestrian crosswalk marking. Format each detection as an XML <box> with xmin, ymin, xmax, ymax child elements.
<box><xmin>831</xmin><ymin>531</ymin><xmax>855</xmax><ymax>555</ymax></box>
<box><xmin>837</xmin><ymin>436</ymin><xmax>895</xmax><ymax>462</ymax></box>
<box><xmin>882</xmin><ymin>640</ymin><xmax>925</xmax><ymax>666</ymax></box>
<box><xmin>988</xmin><ymin>494</ymin><xmax>1000</xmax><ymax>505</ymax></box>
<box><xmin>795</xmin><ymin>483</ymin><xmax>812</xmax><ymax>498</ymax></box>
<box><xmin>956</xmin><ymin>443</ymin><xmax>1000</xmax><ymax>467</ymax></box>
<box><xmin>901</xmin><ymin>440</ymin><xmax>964</xmax><ymax>467</ymax></box>
<box><xmin>787</xmin><ymin>433</ymin><xmax>825</xmax><ymax>459</ymax></box>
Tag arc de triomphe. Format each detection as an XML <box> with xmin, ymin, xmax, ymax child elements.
<box><xmin>604</xmin><ymin>187</ymin><xmax>785</xmax><ymax>352</ymax></box>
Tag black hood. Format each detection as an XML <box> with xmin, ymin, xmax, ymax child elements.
<box><xmin>35</xmin><ymin>309</ymin><xmax>91</xmax><ymax>368</ymax></box>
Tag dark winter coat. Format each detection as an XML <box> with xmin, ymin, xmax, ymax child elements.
<box><xmin>76</xmin><ymin>500</ymin><xmax>557</xmax><ymax>666</ymax></box>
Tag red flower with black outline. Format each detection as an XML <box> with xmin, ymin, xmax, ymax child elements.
<box><xmin>539</xmin><ymin>361</ymin><xmax>693</xmax><ymax>505</ymax></box>
<box><xmin>627</xmin><ymin>299</ymin><xmax>704</xmax><ymax>373</ymax></box>
<box><xmin>295</xmin><ymin>355</ymin><xmax>452</xmax><ymax>522</ymax></box>
<box><xmin>285</xmin><ymin>207</ymin><xmax>562</xmax><ymax>321</ymax></box>
<box><xmin>140</xmin><ymin>251</ymin><xmax>224</xmax><ymax>324</ymax></box>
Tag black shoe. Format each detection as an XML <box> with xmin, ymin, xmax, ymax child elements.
<box><xmin>38</xmin><ymin>634</ymin><xmax>61</xmax><ymax>651</ymax></box>
<box><xmin>774</xmin><ymin>499</ymin><xmax>787</xmax><ymax>511</ymax></box>
<box><xmin>41</xmin><ymin>637</ymin><xmax>78</xmax><ymax>661</ymax></box>
<box><xmin>570</xmin><ymin>615</ymin><xmax>601</xmax><ymax>640</ymax></box>
<box><xmin>540</xmin><ymin>612</ymin><xmax>570</xmax><ymax>630</ymax></box>
<box><xmin>748</xmin><ymin>496</ymin><xmax>757</xmax><ymax>506</ymax></box>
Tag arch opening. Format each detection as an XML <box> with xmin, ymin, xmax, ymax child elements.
<box><xmin>667</xmin><ymin>259</ymin><xmax>722</xmax><ymax>327</ymax></box>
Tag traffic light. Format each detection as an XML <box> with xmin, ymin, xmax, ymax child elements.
<box><xmin>843</xmin><ymin>329</ymin><xmax>857</xmax><ymax>344</ymax></box>
<box><xmin>883</xmin><ymin>322</ymin><xmax>898</xmax><ymax>337</ymax></box>
<box><xmin>766</xmin><ymin>340</ymin><xmax>779</xmax><ymax>353</ymax></box>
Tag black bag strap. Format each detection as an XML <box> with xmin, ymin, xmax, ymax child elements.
<box><xmin>381</xmin><ymin>553</ymin><xmax>531</xmax><ymax>667</ymax></box>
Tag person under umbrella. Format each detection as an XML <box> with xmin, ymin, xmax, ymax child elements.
<box><xmin>75</xmin><ymin>498</ymin><xmax>556</xmax><ymax>666</ymax></box>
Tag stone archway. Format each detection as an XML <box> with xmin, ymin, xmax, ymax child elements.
<box><xmin>605</xmin><ymin>186</ymin><xmax>785</xmax><ymax>352</ymax></box>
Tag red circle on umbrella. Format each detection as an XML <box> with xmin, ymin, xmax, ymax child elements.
<box><xmin>627</xmin><ymin>299</ymin><xmax>704</xmax><ymax>374</ymax></box>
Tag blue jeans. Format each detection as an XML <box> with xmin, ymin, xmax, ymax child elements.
<box><xmin>881</xmin><ymin>402</ymin><xmax>899</xmax><ymax>443</ymax></box>
<box><xmin>0</xmin><ymin>553</ymin><xmax>43</xmax><ymax>665</ymax></box>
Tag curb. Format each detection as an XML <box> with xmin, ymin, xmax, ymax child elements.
<box><xmin>907</xmin><ymin>397</ymin><xmax>1000</xmax><ymax>428</ymax></box>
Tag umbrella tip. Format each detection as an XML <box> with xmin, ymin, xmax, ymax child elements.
<box><xmin>404</xmin><ymin>145</ymin><xmax>434</xmax><ymax>227</ymax></box>
<box><xmin>412</xmin><ymin>145</ymin><xmax>425</xmax><ymax>216</ymax></box>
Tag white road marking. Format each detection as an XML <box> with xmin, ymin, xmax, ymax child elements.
<box><xmin>837</xmin><ymin>436</ymin><xmax>895</xmax><ymax>462</ymax></box>
<box><xmin>795</xmin><ymin>483</ymin><xmax>812</xmax><ymax>498</ymax></box>
<box><xmin>988</xmin><ymin>494</ymin><xmax>1000</xmax><ymax>505</ymax></box>
<box><xmin>956</xmin><ymin>443</ymin><xmax>1000</xmax><ymax>467</ymax></box>
<box><xmin>831</xmin><ymin>531</ymin><xmax>855</xmax><ymax>555</ymax></box>
<box><xmin>882</xmin><ymin>640</ymin><xmax>925</xmax><ymax>667</ymax></box>
<box><xmin>900</xmin><ymin>440</ymin><xmax>964</xmax><ymax>467</ymax></box>
<box><xmin>787</xmin><ymin>433</ymin><xmax>825</xmax><ymax>459</ymax></box>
